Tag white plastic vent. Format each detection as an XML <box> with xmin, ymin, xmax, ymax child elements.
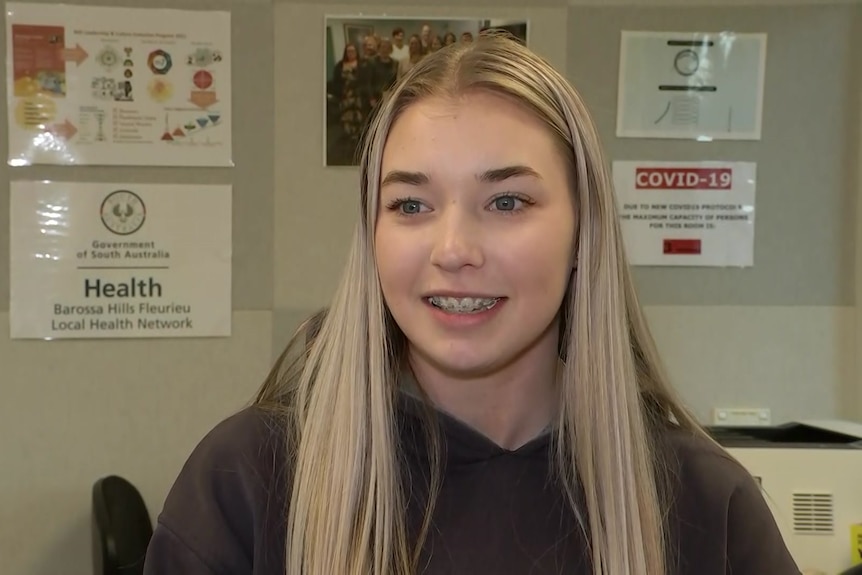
<box><xmin>792</xmin><ymin>492</ymin><xmax>834</xmax><ymax>534</ymax></box>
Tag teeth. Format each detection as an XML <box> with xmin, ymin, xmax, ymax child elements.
<box><xmin>428</xmin><ymin>296</ymin><xmax>499</xmax><ymax>314</ymax></box>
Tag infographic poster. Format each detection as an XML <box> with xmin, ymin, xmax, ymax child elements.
<box><xmin>617</xmin><ymin>31</ymin><xmax>766</xmax><ymax>141</ymax></box>
<box><xmin>5</xmin><ymin>3</ymin><xmax>232</xmax><ymax>166</ymax></box>
<box><xmin>612</xmin><ymin>161</ymin><xmax>756</xmax><ymax>267</ymax></box>
<box><xmin>10</xmin><ymin>181</ymin><xmax>232</xmax><ymax>339</ymax></box>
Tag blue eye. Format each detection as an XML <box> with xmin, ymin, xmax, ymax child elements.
<box><xmin>400</xmin><ymin>200</ymin><xmax>423</xmax><ymax>214</ymax></box>
<box><xmin>384</xmin><ymin>197</ymin><xmax>428</xmax><ymax>216</ymax></box>
<box><xmin>490</xmin><ymin>193</ymin><xmax>534</xmax><ymax>213</ymax></box>
<box><xmin>493</xmin><ymin>196</ymin><xmax>519</xmax><ymax>211</ymax></box>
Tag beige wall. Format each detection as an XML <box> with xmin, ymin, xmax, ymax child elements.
<box><xmin>645</xmin><ymin>306</ymin><xmax>857</xmax><ymax>422</ymax></box>
<box><xmin>1</xmin><ymin>0</ymin><xmax>859</xmax><ymax>573</ymax></box>
<box><xmin>0</xmin><ymin>312</ymin><xmax>273</xmax><ymax>575</ymax></box>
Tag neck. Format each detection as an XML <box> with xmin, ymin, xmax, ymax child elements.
<box><xmin>406</xmin><ymin>326</ymin><xmax>560</xmax><ymax>450</ymax></box>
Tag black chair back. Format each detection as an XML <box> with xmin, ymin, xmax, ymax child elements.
<box><xmin>92</xmin><ymin>475</ymin><xmax>153</xmax><ymax>575</ymax></box>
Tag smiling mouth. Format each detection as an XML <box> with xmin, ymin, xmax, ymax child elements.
<box><xmin>426</xmin><ymin>296</ymin><xmax>502</xmax><ymax>314</ymax></box>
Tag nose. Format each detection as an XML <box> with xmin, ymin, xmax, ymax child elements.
<box><xmin>429</xmin><ymin>207</ymin><xmax>484</xmax><ymax>271</ymax></box>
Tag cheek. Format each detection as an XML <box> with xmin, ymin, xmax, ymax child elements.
<box><xmin>374</xmin><ymin>228</ymin><xmax>417</xmax><ymax>300</ymax></box>
<box><xmin>497</xmin><ymin>226</ymin><xmax>573</xmax><ymax>298</ymax></box>
<box><xmin>519</xmin><ymin>251</ymin><xmax>571</xmax><ymax>295</ymax></box>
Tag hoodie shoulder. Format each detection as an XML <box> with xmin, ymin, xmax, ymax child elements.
<box><xmin>144</xmin><ymin>406</ymin><xmax>288</xmax><ymax>575</ymax></box>
<box><xmin>659</xmin><ymin>426</ymin><xmax>800</xmax><ymax>575</ymax></box>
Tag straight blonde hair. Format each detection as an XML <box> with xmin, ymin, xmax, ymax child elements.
<box><xmin>256</xmin><ymin>31</ymin><xmax>708</xmax><ymax>575</ymax></box>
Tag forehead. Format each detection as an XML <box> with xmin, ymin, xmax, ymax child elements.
<box><xmin>381</xmin><ymin>92</ymin><xmax>562</xmax><ymax>173</ymax></box>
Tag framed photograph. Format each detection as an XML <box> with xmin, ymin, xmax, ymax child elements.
<box><xmin>343</xmin><ymin>23</ymin><xmax>374</xmax><ymax>52</ymax></box>
<box><xmin>323</xmin><ymin>15</ymin><xmax>529</xmax><ymax>167</ymax></box>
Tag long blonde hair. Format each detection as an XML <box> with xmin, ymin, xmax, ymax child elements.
<box><xmin>256</xmin><ymin>32</ymin><xmax>707</xmax><ymax>575</ymax></box>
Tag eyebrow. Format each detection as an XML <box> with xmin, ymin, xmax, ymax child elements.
<box><xmin>478</xmin><ymin>165</ymin><xmax>541</xmax><ymax>183</ymax></box>
<box><xmin>380</xmin><ymin>165</ymin><xmax>541</xmax><ymax>188</ymax></box>
<box><xmin>381</xmin><ymin>170</ymin><xmax>429</xmax><ymax>188</ymax></box>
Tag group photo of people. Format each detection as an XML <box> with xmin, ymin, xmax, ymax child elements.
<box><xmin>324</xmin><ymin>17</ymin><xmax>529</xmax><ymax>166</ymax></box>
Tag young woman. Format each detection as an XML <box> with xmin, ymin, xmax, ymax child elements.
<box><xmin>144</xmin><ymin>33</ymin><xmax>800</xmax><ymax>575</ymax></box>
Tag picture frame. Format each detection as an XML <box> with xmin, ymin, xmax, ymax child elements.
<box><xmin>324</xmin><ymin>15</ymin><xmax>529</xmax><ymax>168</ymax></box>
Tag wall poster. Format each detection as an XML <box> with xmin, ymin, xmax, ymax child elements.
<box><xmin>612</xmin><ymin>161</ymin><xmax>756</xmax><ymax>267</ymax></box>
<box><xmin>5</xmin><ymin>3</ymin><xmax>232</xmax><ymax>166</ymax></box>
<box><xmin>617</xmin><ymin>31</ymin><xmax>766</xmax><ymax>141</ymax></box>
<box><xmin>10</xmin><ymin>181</ymin><xmax>232</xmax><ymax>339</ymax></box>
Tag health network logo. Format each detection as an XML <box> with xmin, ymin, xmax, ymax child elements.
<box><xmin>100</xmin><ymin>189</ymin><xmax>146</xmax><ymax>236</ymax></box>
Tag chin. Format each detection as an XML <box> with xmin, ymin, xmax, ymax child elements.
<box><xmin>435</xmin><ymin>356</ymin><xmax>499</xmax><ymax>380</ymax></box>
<box><xmin>403</xmin><ymin>310</ymin><xmax>561</xmax><ymax>381</ymax></box>
<box><xmin>408</xmin><ymin>339</ymin><xmax>510</xmax><ymax>380</ymax></box>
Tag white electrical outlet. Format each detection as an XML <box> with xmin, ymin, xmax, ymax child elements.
<box><xmin>711</xmin><ymin>407</ymin><xmax>772</xmax><ymax>427</ymax></box>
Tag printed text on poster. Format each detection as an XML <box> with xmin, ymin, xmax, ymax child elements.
<box><xmin>10</xmin><ymin>181</ymin><xmax>232</xmax><ymax>339</ymax></box>
<box><xmin>612</xmin><ymin>161</ymin><xmax>756</xmax><ymax>267</ymax></box>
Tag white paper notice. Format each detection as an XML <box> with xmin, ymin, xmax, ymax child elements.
<box><xmin>617</xmin><ymin>31</ymin><xmax>766</xmax><ymax>140</ymax></box>
<box><xmin>612</xmin><ymin>161</ymin><xmax>756</xmax><ymax>267</ymax></box>
<box><xmin>10</xmin><ymin>181</ymin><xmax>232</xmax><ymax>339</ymax></box>
<box><xmin>5</xmin><ymin>3</ymin><xmax>232</xmax><ymax>166</ymax></box>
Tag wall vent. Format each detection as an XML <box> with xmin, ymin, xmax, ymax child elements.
<box><xmin>792</xmin><ymin>492</ymin><xmax>834</xmax><ymax>534</ymax></box>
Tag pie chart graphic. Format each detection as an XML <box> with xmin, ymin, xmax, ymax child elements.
<box><xmin>147</xmin><ymin>49</ymin><xmax>172</xmax><ymax>75</ymax></box>
<box><xmin>193</xmin><ymin>70</ymin><xmax>213</xmax><ymax>90</ymax></box>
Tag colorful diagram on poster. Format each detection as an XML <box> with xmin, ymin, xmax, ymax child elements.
<box><xmin>5</xmin><ymin>3</ymin><xmax>232</xmax><ymax>166</ymax></box>
<box><xmin>9</xmin><ymin>181</ymin><xmax>232</xmax><ymax>339</ymax></box>
<box><xmin>616</xmin><ymin>31</ymin><xmax>767</xmax><ymax>141</ymax></box>
<box><xmin>612</xmin><ymin>161</ymin><xmax>756</xmax><ymax>267</ymax></box>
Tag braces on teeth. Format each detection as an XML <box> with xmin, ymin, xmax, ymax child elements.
<box><xmin>429</xmin><ymin>296</ymin><xmax>499</xmax><ymax>313</ymax></box>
